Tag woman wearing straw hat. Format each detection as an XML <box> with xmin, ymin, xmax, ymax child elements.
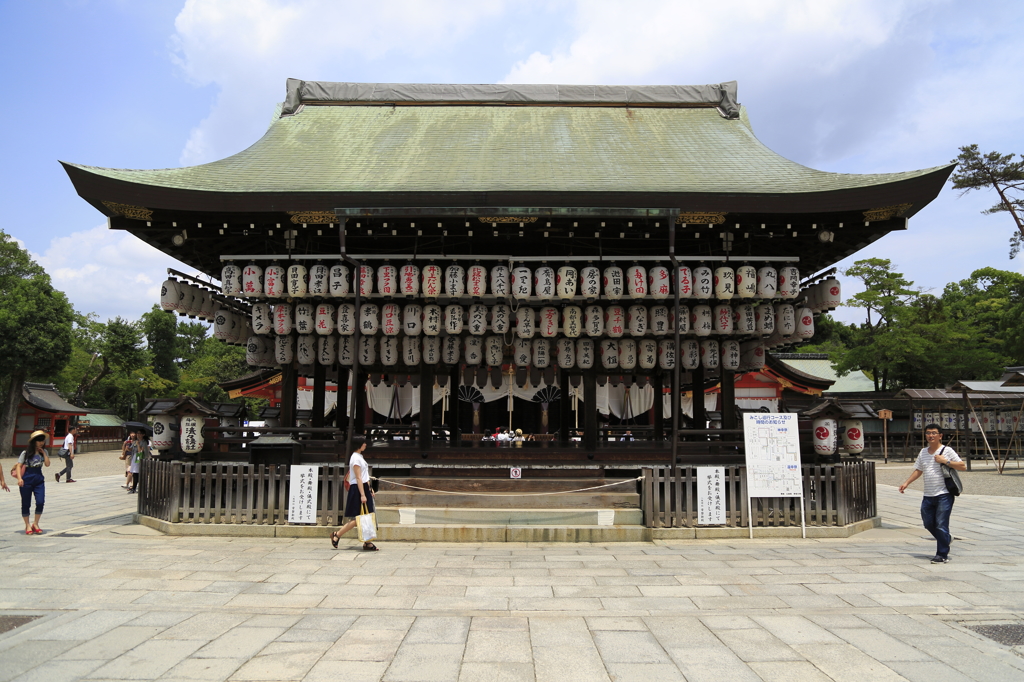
<box><xmin>15</xmin><ymin>430</ymin><xmax>50</xmax><ymax>535</ymax></box>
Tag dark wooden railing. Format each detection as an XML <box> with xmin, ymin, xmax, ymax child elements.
<box><xmin>641</xmin><ymin>460</ymin><xmax>876</xmax><ymax>528</ymax></box>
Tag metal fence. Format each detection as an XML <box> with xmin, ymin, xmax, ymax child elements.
<box><xmin>641</xmin><ymin>460</ymin><xmax>876</xmax><ymax>528</ymax></box>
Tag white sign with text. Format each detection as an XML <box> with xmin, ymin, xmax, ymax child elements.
<box><xmin>288</xmin><ymin>465</ymin><xmax>320</xmax><ymax>524</ymax></box>
<box><xmin>697</xmin><ymin>466</ymin><xmax>725</xmax><ymax>525</ymax></box>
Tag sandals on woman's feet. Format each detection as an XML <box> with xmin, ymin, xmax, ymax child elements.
<box><xmin>330</xmin><ymin>531</ymin><xmax>340</xmax><ymax>549</ymax></box>
<box><xmin>362</xmin><ymin>542</ymin><xmax>379</xmax><ymax>552</ymax></box>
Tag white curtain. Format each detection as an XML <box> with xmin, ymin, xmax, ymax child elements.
<box><xmin>665</xmin><ymin>393</ymin><xmax>719</xmax><ymax>418</ymax></box>
<box><xmin>364</xmin><ymin>383</ymin><xmax>446</xmax><ymax>419</ymax></box>
<box><xmin>296</xmin><ymin>389</ymin><xmax>339</xmax><ymax>416</ymax></box>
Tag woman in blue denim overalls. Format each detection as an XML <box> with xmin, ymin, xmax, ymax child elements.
<box><xmin>16</xmin><ymin>430</ymin><xmax>50</xmax><ymax>535</ymax></box>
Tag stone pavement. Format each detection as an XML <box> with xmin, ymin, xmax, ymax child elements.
<box><xmin>1</xmin><ymin>476</ymin><xmax>1024</xmax><ymax>681</ymax></box>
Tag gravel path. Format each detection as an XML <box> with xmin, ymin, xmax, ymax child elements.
<box><xmin>0</xmin><ymin>449</ymin><xmax>128</xmax><ymax>486</ymax></box>
<box><xmin>874</xmin><ymin>459</ymin><xmax>1024</xmax><ymax>497</ymax></box>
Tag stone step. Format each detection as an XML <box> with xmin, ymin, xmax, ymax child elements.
<box><xmin>373</xmin><ymin>490</ymin><xmax>640</xmax><ymax>509</ymax></box>
<box><xmin>374</xmin><ymin>506</ymin><xmax>641</xmax><ymax>526</ymax></box>
<box><xmin>377</xmin><ymin>477</ymin><xmax>638</xmax><ymax>493</ymax></box>
<box><xmin>375</xmin><ymin>524</ymin><xmax>651</xmax><ymax>543</ymax></box>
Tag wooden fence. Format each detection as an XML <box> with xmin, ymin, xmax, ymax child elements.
<box><xmin>641</xmin><ymin>460</ymin><xmax>876</xmax><ymax>528</ymax></box>
<box><xmin>138</xmin><ymin>460</ymin><xmax>351</xmax><ymax>526</ymax></box>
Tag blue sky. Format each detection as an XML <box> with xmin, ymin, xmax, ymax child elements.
<box><xmin>1</xmin><ymin>0</ymin><xmax>1022</xmax><ymax>323</ymax></box>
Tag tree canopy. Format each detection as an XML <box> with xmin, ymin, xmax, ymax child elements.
<box><xmin>951</xmin><ymin>144</ymin><xmax>1024</xmax><ymax>257</ymax></box>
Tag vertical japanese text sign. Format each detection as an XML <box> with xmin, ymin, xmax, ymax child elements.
<box><xmin>697</xmin><ymin>466</ymin><xmax>725</xmax><ymax>525</ymax></box>
<box><xmin>288</xmin><ymin>465</ymin><xmax>320</xmax><ymax>524</ymax></box>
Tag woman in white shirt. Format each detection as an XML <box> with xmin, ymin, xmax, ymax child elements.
<box><xmin>329</xmin><ymin>437</ymin><xmax>378</xmax><ymax>551</ymax></box>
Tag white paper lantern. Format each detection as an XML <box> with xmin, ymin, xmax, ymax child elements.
<box><xmin>700</xmin><ymin>339</ymin><xmax>720</xmax><ymax>369</ymax></box>
<box><xmin>242</xmin><ymin>263</ymin><xmax>263</xmax><ymax>298</ymax></box>
<box><xmin>180</xmin><ymin>415</ymin><xmax>204</xmax><ymax>454</ymax></box>
<box><xmin>441</xmin><ymin>334</ymin><xmax>460</xmax><ymax>365</ymax></box>
<box><xmin>315</xmin><ymin>303</ymin><xmax>336</xmax><ymax>335</ymax></box>
<box><xmin>755</xmin><ymin>303</ymin><xmax>775</xmax><ymax>335</ymax></box>
<box><xmin>221</xmin><ymin>264</ymin><xmax>242</xmax><ymax>296</ymax></box>
<box><xmin>197</xmin><ymin>289</ymin><xmax>215</xmax><ymax>320</ymax></box>
<box><xmin>421</xmin><ymin>261</ymin><xmax>442</xmax><ymax>296</ymax></box>
<box><xmin>714</xmin><ymin>267</ymin><xmax>735</xmax><ymax>299</ymax></box>
<box><xmin>821</xmin><ymin>278</ymin><xmax>842</xmax><ymax>309</ymax></box>
<box><xmin>256</xmin><ymin>264</ymin><xmax>280</xmax><ymax>299</ymax></box>
<box><xmin>603</xmin><ymin>266</ymin><xmax>624</xmax><ymax>300</ymax></box>
<box><xmin>180</xmin><ymin>284</ymin><xmax>198</xmax><ymax>316</ymax></box>
<box><xmin>160</xmin><ymin>278</ymin><xmax>181</xmax><ymax>312</ymax></box>
<box><xmin>422</xmin><ymin>304</ymin><xmax>442</xmax><ymax>336</ymax></box>
<box><xmin>736</xmin><ymin>264</ymin><xmax>757</xmax><ymax>298</ymax></box>
<box><xmin>227</xmin><ymin>313</ymin><xmax>242</xmax><ymax>345</ymax></box>
<box><xmin>375</xmin><ymin>264</ymin><xmax>396</xmax><ymax>297</ymax></box>
<box><xmin>511</xmin><ymin>266</ymin><xmax>532</xmax><ymax>299</ymax></box>
<box><xmin>533</xmin><ymin>338</ymin><xmax>550</xmax><ymax>368</ymax></box>
<box><xmin>336</xmin><ymin>303</ymin><xmax>355</xmax><ymax>335</ymax></box>
<box><xmin>273</xmin><ymin>303</ymin><xmax>293</xmax><ymax>335</ymax></box>
<box><xmin>151</xmin><ymin>415</ymin><xmax>175</xmax><ymax>451</ymax></box>
<box><xmin>779</xmin><ymin>266</ymin><xmax>800</xmax><ymax>299</ymax></box>
<box><xmin>693</xmin><ymin>265</ymin><xmax>713</xmax><ymax>299</ymax></box>
<box><xmin>403</xmin><ymin>304</ymin><xmax>422</xmax><ymax>336</ymax></box>
<box><xmin>468</xmin><ymin>303</ymin><xmax>488</xmax><ymax>336</ymax></box>
<box><xmin>380</xmin><ymin>303</ymin><xmax>400</xmax><ymax>336</ymax></box>
<box><xmin>359</xmin><ymin>303</ymin><xmax>379</xmax><ymax>336</ymax></box>
<box><xmin>618</xmin><ymin>338</ymin><xmax>637</xmax><ymax>369</ymax></box>
<box><xmin>628</xmin><ymin>305</ymin><xmax>648</xmax><ymax>336</ymax></box>
<box><xmin>649</xmin><ymin>306</ymin><xmax>669</xmax><ymax>336</ymax></box>
<box><xmin>485</xmin><ymin>336</ymin><xmax>504</xmax><ymax>366</ymax></box>
<box><xmin>734</xmin><ymin>304</ymin><xmax>756</xmax><ymax>335</ymax></box>
<box><xmin>445</xmin><ymin>263</ymin><xmax>466</xmax><ymax>297</ymax></box>
<box><xmin>380</xmin><ymin>336</ymin><xmax>398</xmax><ymax>366</ymax></box>
<box><xmin>795</xmin><ymin>308</ymin><xmax>815</xmax><ymax>339</ymax></box>
<box><xmin>805</xmin><ymin>283</ymin><xmax>822</xmax><ymax>312</ymax></box>
<box><xmin>562</xmin><ymin>305</ymin><xmax>582</xmax><ymax>338</ymax></box>
<box><xmin>538</xmin><ymin>306</ymin><xmax>559</xmax><ymax>338</ymax></box>
<box><xmin>201</xmin><ymin>290</ymin><xmax>218</xmax><ymax>320</ymax></box>
<box><xmin>490</xmin><ymin>304</ymin><xmax>510</xmax><ymax>334</ymax></box>
<box><xmin>399</xmin><ymin>263</ymin><xmax>420</xmax><ymax>296</ymax></box>
<box><xmin>600</xmin><ymin>339</ymin><xmax>620</xmax><ymax>369</ymax></box>
<box><xmin>490</xmin><ymin>265</ymin><xmax>509</xmax><ymax>297</ymax></box>
<box><xmin>681</xmin><ymin>340</ymin><xmax>700</xmax><ymax>369</ymax></box>
<box><xmin>647</xmin><ymin>265</ymin><xmax>670</xmax><ymax>300</ymax></box>
<box><xmin>580</xmin><ymin>265</ymin><xmax>601</xmax><ymax>298</ymax></box>
<box><xmin>513</xmin><ymin>338</ymin><xmax>531</xmax><ymax>366</ymax></box>
<box><xmin>464</xmin><ymin>336</ymin><xmax>483</xmax><ymax>365</ymax></box>
<box><xmin>534</xmin><ymin>265</ymin><xmax>556</xmax><ymax>301</ymax></box>
<box><xmin>740</xmin><ymin>341</ymin><xmax>766</xmax><ymax>369</ymax></box>
<box><xmin>775</xmin><ymin>304</ymin><xmax>796</xmax><ymax>336</ymax></box>
<box><xmin>422</xmin><ymin>336</ymin><xmax>441</xmax><ymax>365</ymax></box>
<box><xmin>357</xmin><ymin>265</ymin><xmax>374</xmax><ymax>297</ymax></box>
<box><xmin>287</xmin><ymin>264</ymin><xmax>308</xmax><ymax>298</ymax></box>
<box><xmin>557</xmin><ymin>266</ymin><xmax>578</xmax><ymax>299</ymax></box>
<box><xmin>329</xmin><ymin>263</ymin><xmax>351</xmax><ymax>297</ymax></box>
<box><xmin>584</xmin><ymin>305</ymin><xmax>604</xmax><ymax>337</ymax></box>
<box><xmin>296</xmin><ymin>335</ymin><xmax>315</xmax><ymax>365</ymax></box>
<box><xmin>309</xmin><ymin>263</ymin><xmax>330</xmax><ymax>297</ymax></box>
<box><xmin>658</xmin><ymin>339</ymin><xmax>675</xmax><ymax>369</ymax></box>
<box><xmin>467</xmin><ymin>264</ymin><xmax>487</xmax><ymax>297</ymax></box>
<box><xmin>638</xmin><ymin>339</ymin><xmax>657</xmax><ymax>369</ymax></box>
<box><xmin>605</xmin><ymin>305</ymin><xmax>625</xmax><ymax>338</ymax></box>
<box><xmin>576</xmin><ymin>338</ymin><xmax>595</xmax><ymax>368</ymax></box>
<box><xmin>251</xmin><ymin>303</ymin><xmax>272</xmax><ymax>335</ymax></box>
<box><xmin>402</xmin><ymin>336</ymin><xmax>420</xmax><ymax>366</ymax></box>
<box><xmin>691</xmin><ymin>305</ymin><xmax>713</xmax><ymax>337</ymax></box>
<box><xmin>557</xmin><ymin>338</ymin><xmax>575</xmax><ymax>368</ymax></box>
<box><xmin>669</xmin><ymin>305</ymin><xmax>690</xmax><ymax>334</ymax></box>
<box><xmin>318</xmin><ymin>335</ymin><xmax>336</xmax><ymax>365</ymax></box>
<box><xmin>713</xmin><ymin>304</ymin><xmax>734</xmax><ymax>335</ymax></box>
<box><xmin>249</xmin><ymin>335</ymin><xmax>271</xmax><ymax>367</ymax></box>
<box><xmin>213</xmin><ymin>309</ymin><xmax>233</xmax><ymax>339</ymax></box>
<box><xmin>444</xmin><ymin>304</ymin><xmax>464</xmax><ymax>334</ymax></box>
<box><xmin>842</xmin><ymin>420</ymin><xmax>864</xmax><ymax>454</ymax></box>
<box><xmin>359</xmin><ymin>336</ymin><xmax>377</xmax><ymax>365</ymax></box>
<box><xmin>757</xmin><ymin>266</ymin><xmax>777</xmax><ymax>299</ymax></box>
<box><xmin>626</xmin><ymin>264</ymin><xmax>647</xmax><ymax>298</ymax></box>
<box><xmin>813</xmin><ymin>418</ymin><xmax>838</xmax><ymax>455</ymax></box>
<box><xmin>676</xmin><ymin>265</ymin><xmax>694</xmax><ymax>298</ymax></box>
<box><xmin>275</xmin><ymin>334</ymin><xmax>294</xmax><ymax>365</ymax></box>
<box><xmin>721</xmin><ymin>340</ymin><xmax>741</xmax><ymax>370</ymax></box>
<box><xmin>515</xmin><ymin>307</ymin><xmax>535</xmax><ymax>338</ymax></box>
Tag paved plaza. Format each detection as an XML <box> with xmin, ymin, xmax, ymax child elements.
<box><xmin>1</xmin><ymin>470</ymin><xmax>1024</xmax><ymax>681</ymax></box>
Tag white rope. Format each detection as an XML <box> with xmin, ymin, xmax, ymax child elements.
<box><xmin>372</xmin><ymin>475</ymin><xmax>643</xmax><ymax>497</ymax></box>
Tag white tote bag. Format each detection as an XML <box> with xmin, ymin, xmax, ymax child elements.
<box><xmin>357</xmin><ymin>504</ymin><xmax>377</xmax><ymax>542</ymax></box>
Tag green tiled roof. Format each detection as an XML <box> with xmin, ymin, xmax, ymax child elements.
<box><xmin>65</xmin><ymin>105</ymin><xmax>945</xmax><ymax>196</ymax></box>
<box><xmin>779</xmin><ymin>357</ymin><xmax>876</xmax><ymax>393</ymax></box>
<box><xmin>83</xmin><ymin>412</ymin><xmax>123</xmax><ymax>427</ymax></box>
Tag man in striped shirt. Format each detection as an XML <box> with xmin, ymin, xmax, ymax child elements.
<box><xmin>899</xmin><ymin>424</ymin><xmax>967</xmax><ymax>564</ymax></box>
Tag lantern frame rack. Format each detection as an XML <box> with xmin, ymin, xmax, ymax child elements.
<box><xmin>166</xmin><ymin>267</ymin><xmax>252</xmax><ymax>316</ymax></box>
<box><xmin>219</xmin><ymin>254</ymin><xmax>800</xmax><ymax>263</ymax></box>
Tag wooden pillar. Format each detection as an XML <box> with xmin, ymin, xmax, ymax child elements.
<box><xmin>448</xmin><ymin>364</ymin><xmax>461</xmax><ymax>446</ymax></box>
<box><xmin>652</xmin><ymin>373</ymin><xmax>664</xmax><ymax>440</ymax></box>
<box><xmin>311</xmin><ymin>362</ymin><xmax>326</xmax><ymax>429</ymax></box>
<box><xmin>419</xmin><ymin>364</ymin><xmax>433</xmax><ymax>451</ymax></box>
<box><xmin>583</xmin><ymin>368</ymin><xmax>598</xmax><ymax>452</ymax></box>
<box><xmin>691</xmin><ymin>365</ymin><xmax>706</xmax><ymax>432</ymax></box>
<box><xmin>559</xmin><ymin>370</ymin><xmax>571</xmax><ymax>445</ymax></box>
<box><xmin>721</xmin><ymin>370</ymin><xmax>736</xmax><ymax>430</ymax></box>
<box><xmin>280</xmin><ymin>365</ymin><xmax>298</xmax><ymax>428</ymax></box>
<box><xmin>962</xmin><ymin>388</ymin><xmax>972</xmax><ymax>471</ymax></box>
<box><xmin>335</xmin><ymin>367</ymin><xmax>350</xmax><ymax>433</ymax></box>
<box><xmin>350</xmin><ymin>370</ymin><xmax>365</xmax><ymax>436</ymax></box>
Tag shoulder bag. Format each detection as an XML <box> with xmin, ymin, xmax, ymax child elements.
<box><xmin>939</xmin><ymin>446</ymin><xmax>963</xmax><ymax>496</ymax></box>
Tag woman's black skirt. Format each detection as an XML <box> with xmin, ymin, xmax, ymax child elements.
<box><xmin>344</xmin><ymin>483</ymin><xmax>375</xmax><ymax>518</ymax></box>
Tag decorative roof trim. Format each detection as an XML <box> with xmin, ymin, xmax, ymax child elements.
<box><xmin>102</xmin><ymin>201</ymin><xmax>152</xmax><ymax>220</ymax></box>
<box><xmin>288</xmin><ymin>210</ymin><xmax>336</xmax><ymax>224</ymax></box>
<box><xmin>676</xmin><ymin>212</ymin><xmax>726</xmax><ymax>225</ymax></box>
<box><xmin>863</xmin><ymin>203</ymin><xmax>912</xmax><ymax>222</ymax></box>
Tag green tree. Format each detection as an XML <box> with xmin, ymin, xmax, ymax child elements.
<box><xmin>0</xmin><ymin>232</ymin><xmax>74</xmax><ymax>456</ymax></box>
<box><xmin>951</xmin><ymin>144</ymin><xmax>1024</xmax><ymax>257</ymax></box>
<box><xmin>141</xmin><ymin>305</ymin><xmax>179</xmax><ymax>384</ymax></box>
<box><xmin>942</xmin><ymin>267</ymin><xmax>1024</xmax><ymax>367</ymax></box>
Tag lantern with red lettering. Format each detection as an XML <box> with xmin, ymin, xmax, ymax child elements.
<box><xmin>539</xmin><ymin>306</ymin><xmax>559</xmax><ymax>337</ymax></box>
<box><xmin>400</xmin><ymin>263</ymin><xmax>420</xmax><ymax>296</ymax></box>
<box><xmin>605</xmin><ymin>305</ymin><xmax>625</xmax><ymax>338</ymax></box>
<box><xmin>648</xmin><ymin>265</ymin><xmax>670</xmax><ymax>300</ymax></box>
<box><xmin>380</xmin><ymin>303</ymin><xmax>400</xmax><ymax>336</ymax></box>
<box><xmin>676</xmin><ymin>265</ymin><xmax>694</xmax><ymax>298</ymax></box>
<box><xmin>377</xmin><ymin>264</ymin><xmax>398</xmax><ymax>296</ymax></box>
<box><xmin>357</xmin><ymin>265</ymin><xmax>373</xmax><ymax>297</ymax></box>
<box><xmin>626</xmin><ymin>264</ymin><xmax>647</xmax><ymax>298</ymax></box>
<box><xmin>467</xmin><ymin>263</ymin><xmax>487</xmax><ymax>298</ymax></box>
<box><xmin>242</xmin><ymin>263</ymin><xmax>263</xmax><ymax>298</ymax></box>
<box><xmin>713</xmin><ymin>304</ymin><xmax>733</xmax><ymax>335</ymax></box>
<box><xmin>421</xmin><ymin>263</ymin><xmax>441</xmax><ymax>298</ymax></box>
<box><xmin>264</xmin><ymin>264</ymin><xmax>285</xmax><ymax>298</ymax></box>
<box><xmin>273</xmin><ymin>303</ymin><xmax>293</xmax><ymax>335</ymax></box>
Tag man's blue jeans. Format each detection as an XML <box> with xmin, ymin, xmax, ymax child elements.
<box><xmin>921</xmin><ymin>493</ymin><xmax>954</xmax><ymax>558</ymax></box>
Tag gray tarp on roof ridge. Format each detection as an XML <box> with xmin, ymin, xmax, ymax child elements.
<box><xmin>282</xmin><ymin>79</ymin><xmax>740</xmax><ymax>119</ymax></box>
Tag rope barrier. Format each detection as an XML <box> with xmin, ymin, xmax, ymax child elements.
<box><xmin>371</xmin><ymin>475</ymin><xmax>643</xmax><ymax>497</ymax></box>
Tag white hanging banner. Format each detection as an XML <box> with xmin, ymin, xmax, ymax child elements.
<box><xmin>288</xmin><ymin>465</ymin><xmax>319</xmax><ymax>524</ymax></box>
<box><xmin>696</xmin><ymin>466</ymin><xmax>725</xmax><ymax>525</ymax></box>
<box><xmin>743</xmin><ymin>413</ymin><xmax>805</xmax><ymax>539</ymax></box>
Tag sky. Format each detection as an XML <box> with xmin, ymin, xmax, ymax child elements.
<box><xmin>1</xmin><ymin>0</ymin><xmax>1022</xmax><ymax>324</ymax></box>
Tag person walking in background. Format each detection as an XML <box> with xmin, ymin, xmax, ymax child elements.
<box><xmin>120</xmin><ymin>431</ymin><xmax>136</xmax><ymax>489</ymax></box>
<box><xmin>55</xmin><ymin>425</ymin><xmax>78</xmax><ymax>483</ymax></box>
<box><xmin>128</xmin><ymin>432</ymin><xmax>150</xmax><ymax>494</ymax></box>
<box><xmin>899</xmin><ymin>423</ymin><xmax>967</xmax><ymax>564</ymax></box>
<box><xmin>329</xmin><ymin>437</ymin><xmax>378</xmax><ymax>551</ymax></box>
<box><xmin>16</xmin><ymin>430</ymin><xmax>50</xmax><ymax>535</ymax></box>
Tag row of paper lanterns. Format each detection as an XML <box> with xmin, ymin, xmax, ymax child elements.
<box><xmin>238</xmin><ymin>301</ymin><xmax>816</xmax><ymax>341</ymax></box>
<box><xmin>812</xmin><ymin>419</ymin><xmax>864</xmax><ymax>454</ymax></box>
<box><xmin>245</xmin><ymin>334</ymin><xmax>767</xmax><ymax>373</ymax></box>
<box><xmin>913</xmin><ymin>411</ymin><xmax>1021</xmax><ymax>433</ymax></box>
<box><xmin>221</xmin><ymin>261</ymin><xmax>841</xmax><ymax>305</ymax></box>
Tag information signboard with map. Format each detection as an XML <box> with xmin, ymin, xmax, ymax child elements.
<box><xmin>743</xmin><ymin>413</ymin><xmax>803</xmax><ymax>497</ymax></box>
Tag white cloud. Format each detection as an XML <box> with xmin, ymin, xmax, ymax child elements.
<box><xmin>33</xmin><ymin>225</ymin><xmax>208</xmax><ymax>323</ymax></box>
